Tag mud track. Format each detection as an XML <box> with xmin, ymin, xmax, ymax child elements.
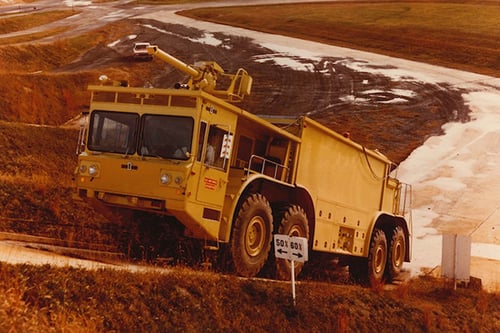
<box><xmin>63</xmin><ymin>19</ymin><xmax>469</xmax><ymax>164</ymax></box>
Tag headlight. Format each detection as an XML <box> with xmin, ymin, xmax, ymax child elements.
<box><xmin>160</xmin><ymin>173</ymin><xmax>171</xmax><ymax>185</ymax></box>
<box><xmin>88</xmin><ymin>165</ymin><xmax>98</xmax><ymax>176</ymax></box>
<box><xmin>77</xmin><ymin>161</ymin><xmax>100</xmax><ymax>177</ymax></box>
<box><xmin>79</xmin><ymin>165</ymin><xmax>87</xmax><ymax>174</ymax></box>
<box><xmin>175</xmin><ymin>176</ymin><xmax>183</xmax><ymax>184</ymax></box>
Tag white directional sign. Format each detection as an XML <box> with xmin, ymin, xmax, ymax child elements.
<box><xmin>274</xmin><ymin>234</ymin><xmax>308</xmax><ymax>262</ymax></box>
<box><xmin>274</xmin><ymin>234</ymin><xmax>309</xmax><ymax>306</ymax></box>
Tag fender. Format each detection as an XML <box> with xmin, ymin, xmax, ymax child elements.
<box><xmin>218</xmin><ymin>173</ymin><xmax>315</xmax><ymax>243</ymax></box>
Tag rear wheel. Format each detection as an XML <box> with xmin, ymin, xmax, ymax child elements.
<box><xmin>387</xmin><ymin>226</ymin><xmax>406</xmax><ymax>281</ymax></box>
<box><xmin>368</xmin><ymin>228</ymin><xmax>387</xmax><ymax>284</ymax></box>
<box><xmin>275</xmin><ymin>205</ymin><xmax>309</xmax><ymax>280</ymax></box>
<box><xmin>231</xmin><ymin>194</ymin><xmax>273</xmax><ymax>277</ymax></box>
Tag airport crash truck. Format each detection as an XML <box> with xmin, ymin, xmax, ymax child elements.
<box><xmin>74</xmin><ymin>45</ymin><xmax>412</xmax><ymax>283</ymax></box>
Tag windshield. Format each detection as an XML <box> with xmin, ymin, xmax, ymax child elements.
<box><xmin>87</xmin><ymin>111</ymin><xmax>138</xmax><ymax>154</ymax></box>
<box><xmin>139</xmin><ymin>114</ymin><xmax>194</xmax><ymax>160</ymax></box>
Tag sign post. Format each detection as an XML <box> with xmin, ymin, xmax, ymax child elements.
<box><xmin>274</xmin><ymin>234</ymin><xmax>308</xmax><ymax>306</ymax></box>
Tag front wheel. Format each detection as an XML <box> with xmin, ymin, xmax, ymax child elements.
<box><xmin>231</xmin><ymin>194</ymin><xmax>273</xmax><ymax>277</ymax></box>
<box><xmin>275</xmin><ymin>205</ymin><xmax>309</xmax><ymax>280</ymax></box>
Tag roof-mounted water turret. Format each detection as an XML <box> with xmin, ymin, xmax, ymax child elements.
<box><xmin>145</xmin><ymin>44</ymin><xmax>252</xmax><ymax>102</ymax></box>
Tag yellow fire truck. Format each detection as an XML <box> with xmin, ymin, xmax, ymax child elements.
<box><xmin>74</xmin><ymin>45</ymin><xmax>411</xmax><ymax>283</ymax></box>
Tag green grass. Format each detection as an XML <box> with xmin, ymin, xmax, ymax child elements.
<box><xmin>181</xmin><ymin>1</ymin><xmax>500</xmax><ymax>76</ymax></box>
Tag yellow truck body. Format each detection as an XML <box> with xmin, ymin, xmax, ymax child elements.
<box><xmin>296</xmin><ymin>118</ymin><xmax>399</xmax><ymax>258</ymax></box>
<box><xmin>74</xmin><ymin>46</ymin><xmax>411</xmax><ymax>283</ymax></box>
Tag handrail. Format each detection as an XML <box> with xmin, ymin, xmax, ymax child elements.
<box><xmin>246</xmin><ymin>155</ymin><xmax>289</xmax><ymax>182</ymax></box>
<box><xmin>397</xmin><ymin>183</ymin><xmax>413</xmax><ymax>235</ymax></box>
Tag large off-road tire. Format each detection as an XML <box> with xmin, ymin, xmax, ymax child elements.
<box><xmin>367</xmin><ymin>228</ymin><xmax>388</xmax><ymax>284</ymax></box>
<box><xmin>386</xmin><ymin>226</ymin><xmax>406</xmax><ymax>282</ymax></box>
<box><xmin>231</xmin><ymin>194</ymin><xmax>273</xmax><ymax>277</ymax></box>
<box><xmin>275</xmin><ymin>205</ymin><xmax>309</xmax><ymax>280</ymax></box>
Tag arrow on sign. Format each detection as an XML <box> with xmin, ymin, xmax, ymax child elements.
<box><xmin>274</xmin><ymin>234</ymin><xmax>308</xmax><ymax>262</ymax></box>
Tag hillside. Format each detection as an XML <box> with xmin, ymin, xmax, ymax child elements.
<box><xmin>0</xmin><ymin>122</ymin><xmax>121</xmax><ymax>245</ymax></box>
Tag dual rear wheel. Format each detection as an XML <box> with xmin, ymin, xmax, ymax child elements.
<box><xmin>351</xmin><ymin>226</ymin><xmax>406</xmax><ymax>284</ymax></box>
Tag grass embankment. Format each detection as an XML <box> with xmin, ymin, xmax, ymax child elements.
<box><xmin>0</xmin><ymin>10</ymin><xmax>79</xmax><ymax>44</ymax></box>
<box><xmin>0</xmin><ymin>20</ymin><xmax>136</xmax><ymax>125</ymax></box>
<box><xmin>0</xmin><ymin>10</ymin><xmax>76</xmax><ymax>35</ymax></box>
<box><xmin>0</xmin><ymin>122</ymin><xmax>125</xmax><ymax>247</ymax></box>
<box><xmin>0</xmin><ymin>27</ymin><xmax>97</xmax><ymax>124</ymax></box>
<box><xmin>181</xmin><ymin>1</ymin><xmax>500</xmax><ymax>77</ymax></box>
<box><xmin>0</xmin><ymin>72</ymin><xmax>91</xmax><ymax>125</ymax></box>
<box><xmin>1</xmin><ymin>262</ymin><xmax>499</xmax><ymax>332</ymax></box>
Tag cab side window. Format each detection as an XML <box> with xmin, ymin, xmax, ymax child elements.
<box><xmin>205</xmin><ymin>124</ymin><xmax>232</xmax><ymax>170</ymax></box>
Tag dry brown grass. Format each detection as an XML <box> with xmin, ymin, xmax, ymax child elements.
<box><xmin>0</xmin><ymin>27</ymin><xmax>68</xmax><ymax>45</ymax></box>
<box><xmin>0</xmin><ymin>121</ymin><xmax>125</xmax><ymax>247</ymax></box>
<box><xmin>0</xmin><ymin>10</ymin><xmax>77</xmax><ymax>34</ymax></box>
<box><xmin>181</xmin><ymin>1</ymin><xmax>500</xmax><ymax>77</ymax></box>
<box><xmin>0</xmin><ymin>262</ymin><xmax>498</xmax><ymax>332</ymax></box>
<box><xmin>0</xmin><ymin>72</ymin><xmax>93</xmax><ymax>125</ymax></box>
<box><xmin>0</xmin><ymin>20</ymin><xmax>136</xmax><ymax>125</ymax></box>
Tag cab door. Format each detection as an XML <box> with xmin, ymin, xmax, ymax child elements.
<box><xmin>194</xmin><ymin>121</ymin><xmax>233</xmax><ymax>209</ymax></box>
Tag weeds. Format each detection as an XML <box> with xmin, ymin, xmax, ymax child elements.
<box><xmin>394</xmin><ymin>281</ymin><xmax>412</xmax><ymax>300</ymax></box>
<box><xmin>336</xmin><ymin>305</ymin><xmax>349</xmax><ymax>333</ymax></box>
<box><xmin>369</xmin><ymin>276</ymin><xmax>386</xmax><ymax>295</ymax></box>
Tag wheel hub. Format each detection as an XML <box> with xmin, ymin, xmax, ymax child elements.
<box><xmin>374</xmin><ymin>246</ymin><xmax>386</xmax><ymax>274</ymax></box>
<box><xmin>245</xmin><ymin>216</ymin><xmax>265</xmax><ymax>257</ymax></box>
<box><xmin>393</xmin><ymin>241</ymin><xmax>403</xmax><ymax>267</ymax></box>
